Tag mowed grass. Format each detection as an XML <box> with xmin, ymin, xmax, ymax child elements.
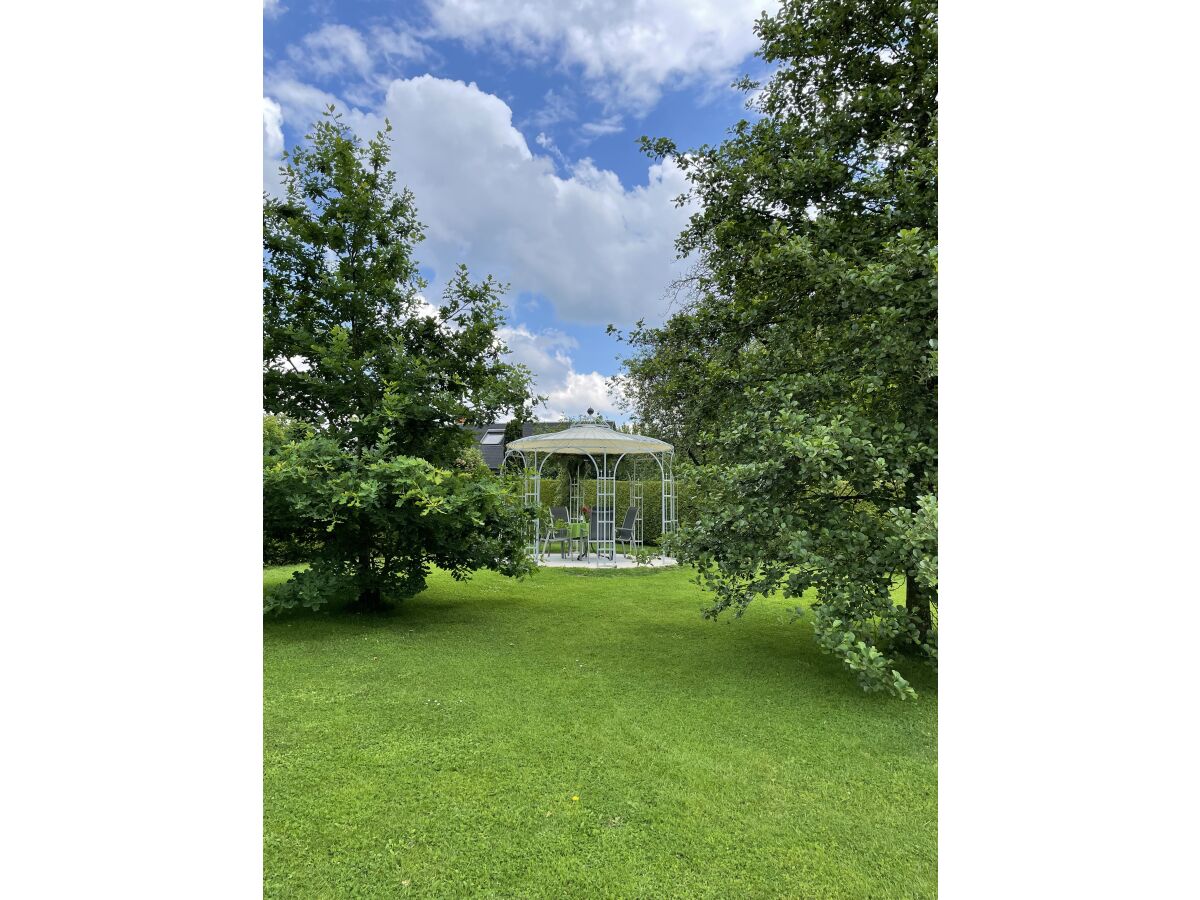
<box><xmin>264</xmin><ymin>564</ymin><xmax>937</xmax><ymax>899</ymax></box>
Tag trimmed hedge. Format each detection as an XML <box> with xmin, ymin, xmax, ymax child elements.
<box><xmin>543</xmin><ymin>474</ymin><xmax>695</xmax><ymax>547</ymax></box>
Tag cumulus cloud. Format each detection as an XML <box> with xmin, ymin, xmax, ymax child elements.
<box><xmin>262</xmin><ymin>97</ymin><xmax>284</xmax><ymax>196</ymax></box>
<box><xmin>498</xmin><ymin>325</ymin><xmax>623</xmax><ymax>421</ymax></box>
<box><xmin>263</xmin><ymin>0</ymin><xmax>286</xmax><ymax>20</ymax></box>
<box><xmin>499</xmin><ymin>325</ymin><xmax>575</xmax><ymax>387</ymax></box>
<box><xmin>424</xmin><ymin>0</ymin><xmax>777</xmax><ymax>112</ymax></box>
<box><xmin>265</xmin><ymin>77</ymin><xmax>342</xmax><ymax>127</ymax></box>
<box><xmin>263</xmin><ymin>74</ymin><xmax>692</xmax><ymax>325</ymax></box>
<box><xmin>413</xmin><ymin>295</ymin><xmax>443</xmax><ymax>321</ymax></box>
<box><xmin>373</xmin><ymin>75</ymin><xmax>692</xmax><ymax>325</ymax></box>
<box><xmin>262</xmin><ymin>73</ymin><xmax>688</xmax><ymax>414</ymax></box>
<box><xmin>541</xmin><ymin>370</ymin><xmax>623</xmax><ymax>421</ymax></box>
<box><xmin>261</xmin><ymin>79</ymin><xmax>347</xmax><ymax>199</ymax></box>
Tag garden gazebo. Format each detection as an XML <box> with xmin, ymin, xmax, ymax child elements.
<box><xmin>504</xmin><ymin>419</ymin><xmax>676</xmax><ymax>567</ymax></box>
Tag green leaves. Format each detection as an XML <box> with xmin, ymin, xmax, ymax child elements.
<box><xmin>263</xmin><ymin>110</ymin><xmax>536</xmax><ymax>610</ymax></box>
<box><xmin>263</xmin><ymin>425</ymin><xmax>535</xmax><ymax>613</ymax></box>
<box><xmin>616</xmin><ymin>0</ymin><xmax>937</xmax><ymax>698</ymax></box>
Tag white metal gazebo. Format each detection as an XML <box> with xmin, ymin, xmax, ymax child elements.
<box><xmin>504</xmin><ymin>420</ymin><xmax>677</xmax><ymax>567</ymax></box>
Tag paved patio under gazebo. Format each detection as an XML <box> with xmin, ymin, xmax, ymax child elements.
<box><xmin>535</xmin><ymin>553</ymin><xmax>678</xmax><ymax>569</ymax></box>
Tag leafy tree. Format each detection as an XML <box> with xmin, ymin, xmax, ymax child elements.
<box><xmin>264</xmin><ymin>109</ymin><xmax>535</xmax><ymax>611</ymax></box>
<box><xmin>502</xmin><ymin>403</ymin><xmax>537</xmax><ymax>445</ymax></box>
<box><xmin>620</xmin><ymin>0</ymin><xmax>937</xmax><ymax>696</ymax></box>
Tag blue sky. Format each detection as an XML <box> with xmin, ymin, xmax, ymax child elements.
<box><xmin>264</xmin><ymin>0</ymin><xmax>775</xmax><ymax>420</ymax></box>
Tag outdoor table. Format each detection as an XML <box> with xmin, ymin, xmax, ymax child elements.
<box><xmin>569</xmin><ymin>520</ymin><xmax>588</xmax><ymax>559</ymax></box>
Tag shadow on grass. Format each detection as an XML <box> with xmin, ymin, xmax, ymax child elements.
<box><xmin>264</xmin><ymin>564</ymin><xmax>937</xmax><ymax>702</ymax></box>
<box><xmin>263</xmin><ymin>598</ymin><xmax>489</xmax><ymax>642</ymax></box>
<box><xmin>264</xmin><ymin>565</ymin><xmax>682</xmax><ymax>620</ymax></box>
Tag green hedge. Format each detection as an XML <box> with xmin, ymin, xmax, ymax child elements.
<box><xmin>541</xmin><ymin>475</ymin><xmax>695</xmax><ymax>546</ymax></box>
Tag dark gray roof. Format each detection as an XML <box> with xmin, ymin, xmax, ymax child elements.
<box><xmin>469</xmin><ymin>422</ymin><xmax>533</xmax><ymax>470</ymax></box>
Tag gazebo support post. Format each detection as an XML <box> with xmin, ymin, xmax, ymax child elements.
<box><xmin>594</xmin><ymin>451</ymin><xmax>617</xmax><ymax>566</ymax></box>
<box><xmin>628</xmin><ymin>464</ymin><xmax>643</xmax><ymax>558</ymax></box>
<box><xmin>659</xmin><ymin>451</ymin><xmax>676</xmax><ymax>556</ymax></box>
<box><xmin>568</xmin><ymin>465</ymin><xmax>581</xmax><ymax>522</ymax></box>
<box><xmin>503</xmin><ymin>448</ymin><xmax>539</xmax><ymax>559</ymax></box>
<box><xmin>529</xmin><ymin>451</ymin><xmax>542</xmax><ymax>558</ymax></box>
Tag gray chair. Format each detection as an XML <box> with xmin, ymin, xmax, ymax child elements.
<box><xmin>541</xmin><ymin>506</ymin><xmax>572</xmax><ymax>559</ymax></box>
<box><xmin>615</xmin><ymin>505</ymin><xmax>640</xmax><ymax>557</ymax></box>
<box><xmin>586</xmin><ymin>513</ymin><xmax>615</xmax><ymax>561</ymax></box>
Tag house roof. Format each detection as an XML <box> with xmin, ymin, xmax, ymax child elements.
<box><xmin>470</xmin><ymin>423</ymin><xmax>533</xmax><ymax>470</ymax></box>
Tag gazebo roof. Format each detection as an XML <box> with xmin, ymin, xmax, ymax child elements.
<box><xmin>506</xmin><ymin>422</ymin><xmax>673</xmax><ymax>457</ymax></box>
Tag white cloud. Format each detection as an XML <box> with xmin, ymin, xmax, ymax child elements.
<box><xmin>499</xmin><ymin>325</ymin><xmax>575</xmax><ymax>386</ymax></box>
<box><xmin>498</xmin><ymin>325</ymin><xmax>622</xmax><ymax>421</ymax></box>
<box><xmin>534</xmin><ymin>131</ymin><xmax>569</xmax><ymax>169</ymax></box>
<box><xmin>282</xmin><ymin>23</ymin><xmax>432</xmax><ymax>89</ymax></box>
<box><xmin>265</xmin><ymin>78</ymin><xmax>342</xmax><ymax>127</ymax></box>
<box><xmin>527</xmin><ymin>88</ymin><xmax>576</xmax><ymax>129</ymax></box>
<box><xmin>263</xmin><ymin>0</ymin><xmax>286</xmax><ymax>20</ymax></box>
<box><xmin>261</xmin><ymin>79</ymin><xmax>355</xmax><ymax>200</ymax></box>
<box><xmin>580</xmin><ymin>115</ymin><xmax>624</xmax><ymax>138</ymax></box>
<box><xmin>262</xmin><ymin>74</ymin><xmax>694</xmax><ymax>408</ymax></box>
<box><xmin>290</xmin><ymin>24</ymin><xmax>373</xmax><ymax>78</ymax></box>
<box><xmin>413</xmin><ymin>295</ymin><xmax>443</xmax><ymax>321</ymax></box>
<box><xmin>541</xmin><ymin>370</ymin><xmax>623</xmax><ymax>421</ymax></box>
<box><xmin>424</xmin><ymin>0</ymin><xmax>777</xmax><ymax>112</ymax></box>
<box><xmin>371</xmin><ymin>25</ymin><xmax>431</xmax><ymax>64</ymax></box>
<box><xmin>355</xmin><ymin>74</ymin><xmax>693</xmax><ymax>325</ymax></box>
<box><xmin>262</xmin><ymin>97</ymin><xmax>284</xmax><ymax>196</ymax></box>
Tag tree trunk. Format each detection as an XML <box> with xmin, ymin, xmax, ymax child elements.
<box><xmin>907</xmin><ymin>570</ymin><xmax>933</xmax><ymax>641</ymax></box>
<box><xmin>353</xmin><ymin>545</ymin><xmax>384</xmax><ymax>611</ymax></box>
<box><xmin>904</xmin><ymin>457</ymin><xmax>934</xmax><ymax>642</ymax></box>
<box><xmin>355</xmin><ymin>586</ymin><xmax>383</xmax><ymax>611</ymax></box>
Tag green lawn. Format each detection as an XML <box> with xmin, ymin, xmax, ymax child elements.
<box><xmin>264</xmin><ymin>565</ymin><xmax>937</xmax><ymax>899</ymax></box>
